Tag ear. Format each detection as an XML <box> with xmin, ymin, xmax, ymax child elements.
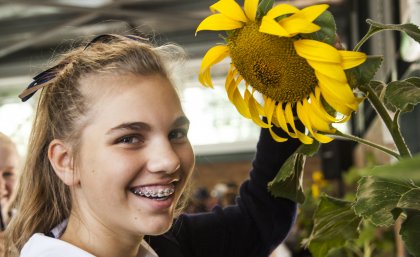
<box><xmin>48</xmin><ymin>139</ymin><xmax>79</xmax><ymax>186</ymax></box>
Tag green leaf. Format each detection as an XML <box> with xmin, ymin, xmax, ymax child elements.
<box><xmin>256</xmin><ymin>0</ymin><xmax>274</xmax><ymax>19</ymax></box>
<box><xmin>397</xmin><ymin>188</ymin><xmax>420</xmax><ymax>210</ymax></box>
<box><xmin>354</xmin><ymin>176</ymin><xmax>417</xmax><ymax>227</ymax></box>
<box><xmin>393</xmin><ymin>188</ymin><xmax>420</xmax><ymax>257</ymax></box>
<box><xmin>346</xmin><ymin>56</ymin><xmax>383</xmax><ymax>89</ymax></box>
<box><xmin>368</xmin><ymin>80</ymin><xmax>386</xmax><ymax>99</ymax></box>
<box><xmin>399</xmin><ymin>209</ymin><xmax>420</xmax><ymax>257</ymax></box>
<box><xmin>358</xmin><ymin>154</ymin><xmax>420</xmax><ymax>183</ymax></box>
<box><xmin>301</xmin><ymin>10</ymin><xmax>336</xmax><ymax>45</ymax></box>
<box><xmin>268</xmin><ymin>153</ymin><xmax>306</xmax><ymax>203</ymax></box>
<box><xmin>367</xmin><ymin>19</ymin><xmax>420</xmax><ymax>44</ymax></box>
<box><xmin>385</xmin><ymin>77</ymin><xmax>420</xmax><ymax>112</ymax></box>
<box><xmin>298</xmin><ymin>140</ymin><xmax>321</xmax><ymax>157</ymax></box>
<box><xmin>303</xmin><ymin>196</ymin><xmax>361</xmax><ymax>257</ymax></box>
<box><xmin>268</xmin><ymin>141</ymin><xmax>320</xmax><ymax>204</ymax></box>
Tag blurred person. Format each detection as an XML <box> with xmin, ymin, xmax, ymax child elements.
<box><xmin>0</xmin><ymin>132</ymin><xmax>19</xmax><ymax>228</ymax></box>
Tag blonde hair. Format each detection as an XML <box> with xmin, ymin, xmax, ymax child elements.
<box><xmin>5</xmin><ymin>35</ymin><xmax>185</xmax><ymax>256</ymax></box>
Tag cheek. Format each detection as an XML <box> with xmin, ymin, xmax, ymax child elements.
<box><xmin>181</xmin><ymin>146</ymin><xmax>195</xmax><ymax>177</ymax></box>
<box><xmin>79</xmin><ymin>151</ymin><xmax>141</xmax><ymax>188</ymax></box>
<box><xmin>6</xmin><ymin>179</ymin><xmax>16</xmax><ymax>190</ymax></box>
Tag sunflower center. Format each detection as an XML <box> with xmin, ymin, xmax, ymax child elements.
<box><xmin>227</xmin><ymin>22</ymin><xmax>318</xmax><ymax>103</ymax></box>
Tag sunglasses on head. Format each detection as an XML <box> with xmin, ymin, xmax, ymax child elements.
<box><xmin>19</xmin><ymin>34</ymin><xmax>149</xmax><ymax>102</ymax></box>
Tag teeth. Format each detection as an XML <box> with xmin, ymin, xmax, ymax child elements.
<box><xmin>132</xmin><ymin>185</ymin><xmax>175</xmax><ymax>198</ymax></box>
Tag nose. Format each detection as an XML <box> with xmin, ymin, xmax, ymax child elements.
<box><xmin>146</xmin><ymin>139</ymin><xmax>181</xmax><ymax>174</ymax></box>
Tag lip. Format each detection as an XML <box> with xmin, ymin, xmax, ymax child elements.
<box><xmin>130</xmin><ymin>178</ymin><xmax>179</xmax><ymax>189</ymax></box>
<box><xmin>129</xmin><ymin>180</ymin><xmax>180</xmax><ymax>211</ymax></box>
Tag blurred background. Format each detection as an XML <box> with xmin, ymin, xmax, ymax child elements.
<box><xmin>0</xmin><ymin>0</ymin><xmax>419</xmax><ymax>256</ymax></box>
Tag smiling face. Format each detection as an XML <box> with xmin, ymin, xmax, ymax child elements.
<box><xmin>68</xmin><ymin>73</ymin><xmax>195</xmax><ymax>239</ymax></box>
<box><xmin>0</xmin><ymin>144</ymin><xmax>18</xmax><ymax>207</ymax></box>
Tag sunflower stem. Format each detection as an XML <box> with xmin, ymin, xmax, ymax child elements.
<box><xmin>361</xmin><ymin>86</ymin><xmax>411</xmax><ymax>158</ymax></box>
<box><xmin>353</xmin><ymin>25</ymin><xmax>381</xmax><ymax>51</ymax></box>
<box><xmin>330</xmin><ymin>130</ymin><xmax>400</xmax><ymax>159</ymax></box>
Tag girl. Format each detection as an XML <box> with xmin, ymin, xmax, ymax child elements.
<box><xmin>0</xmin><ymin>132</ymin><xmax>19</xmax><ymax>228</ymax></box>
<box><xmin>5</xmin><ymin>34</ymin><xmax>299</xmax><ymax>257</ymax></box>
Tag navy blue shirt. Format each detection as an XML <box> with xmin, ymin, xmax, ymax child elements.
<box><xmin>147</xmin><ymin>128</ymin><xmax>300</xmax><ymax>257</ymax></box>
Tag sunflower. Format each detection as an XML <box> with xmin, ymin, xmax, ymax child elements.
<box><xmin>196</xmin><ymin>0</ymin><xmax>367</xmax><ymax>144</ymax></box>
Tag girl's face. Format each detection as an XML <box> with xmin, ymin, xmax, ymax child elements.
<box><xmin>0</xmin><ymin>145</ymin><xmax>18</xmax><ymax>207</ymax></box>
<box><xmin>72</xmin><ymin>74</ymin><xmax>194</xmax><ymax>238</ymax></box>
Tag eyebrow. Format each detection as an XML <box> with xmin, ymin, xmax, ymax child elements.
<box><xmin>173</xmin><ymin>116</ymin><xmax>190</xmax><ymax>127</ymax></box>
<box><xmin>106</xmin><ymin>122</ymin><xmax>151</xmax><ymax>135</ymax></box>
<box><xmin>106</xmin><ymin>116</ymin><xmax>190</xmax><ymax>135</ymax></box>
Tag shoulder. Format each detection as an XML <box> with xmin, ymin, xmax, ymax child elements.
<box><xmin>20</xmin><ymin>234</ymin><xmax>95</xmax><ymax>257</ymax></box>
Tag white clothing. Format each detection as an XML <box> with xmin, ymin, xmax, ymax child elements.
<box><xmin>21</xmin><ymin>234</ymin><xmax>95</xmax><ymax>257</ymax></box>
<box><xmin>20</xmin><ymin>220</ymin><xmax>158</xmax><ymax>257</ymax></box>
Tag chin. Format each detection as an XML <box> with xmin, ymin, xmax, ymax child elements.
<box><xmin>144</xmin><ymin>213</ymin><xmax>175</xmax><ymax>236</ymax></box>
<box><xmin>146</xmin><ymin>222</ymin><xmax>173</xmax><ymax>236</ymax></box>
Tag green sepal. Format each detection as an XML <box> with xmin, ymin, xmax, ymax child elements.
<box><xmin>354</xmin><ymin>176</ymin><xmax>418</xmax><ymax>227</ymax></box>
<box><xmin>302</xmin><ymin>196</ymin><xmax>362</xmax><ymax>257</ymax></box>
<box><xmin>346</xmin><ymin>55</ymin><xmax>383</xmax><ymax>89</ymax></box>
<box><xmin>256</xmin><ymin>0</ymin><xmax>274</xmax><ymax>19</ymax></box>
<box><xmin>301</xmin><ymin>10</ymin><xmax>337</xmax><ymax>46</ymax></box>
<box><xmin>268</xmin><ymin>141</ymin><xmax>320</xmax><ymax>204</ymax></box>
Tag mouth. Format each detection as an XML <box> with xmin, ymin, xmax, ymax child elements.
<box><xmin>130</xmin><ymin>182</ymin><xmax>176</xmax><ymax>201</ymax></box>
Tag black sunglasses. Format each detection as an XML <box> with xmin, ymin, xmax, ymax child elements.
<box><xmin>19</xmin><ymin>34</ymin><xmax>148</xmax><ymax>102</ymax></box>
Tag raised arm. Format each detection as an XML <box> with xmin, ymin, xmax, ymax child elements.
<box><xmin>148</xmin><ymin>127</ymin><xmax>300</xmax><ymax>257</ymax></box>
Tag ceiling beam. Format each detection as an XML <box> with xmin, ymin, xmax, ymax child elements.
<box><xmin>0</xmin><ymin>13</ymin><xmax>98</xmax><ymax>59</ymax></box>
<box><xmin>0</xmin><ymin>0</ymin><xmax>201</xmax><ymax>20</ymax></box>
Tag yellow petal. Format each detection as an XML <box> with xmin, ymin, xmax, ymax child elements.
<box><xmin>260</xmin><ymin>16</ymin><xmax>292</xmax><ymax>37</ymax></box>
<box><xmin>196</xmin><ymin>14</ymin><xmax>244</xmax><ymax>33</ymax></box>
<box><xmin>275</xmin><ymin>103</ymin><xmax>292</xmax><ymax>135</ymax></box>
<box><xmin>244</xmin><ymin>0</ymin><xmax>258</xmax><ymax>21</ymax></box>
<box><xmin>266</xmin><ymin>98</ymin><xmax>288</xmax><ymax>142</ymax></box>
<box><xmin>285</xmin><ymin>103</ymin><xmax>313</xmax><ymax>144</ymax></box>
<box><xmin>264</xmin><ymin>96</ymin><xmax>275</xmax><ymax>121</ymax></box>
<box><xmin>310</xmin><ymin>90</ymin><xmax>340</xmax><ymax>123</ymax></box>
<box><xmin>265</xmin><ymin>4</ymin><xmax>298</xmax><ymax>19</ymax></box>
<box><xmin>297</xmin><ymin>130</ymin><xmax>314</xmax><ymax>144</ymax></box>
<box><xmin>225</xmin><ymin>65</ymin><xmax>237</xmax><ymax>96</ymax></box>
<box><xmin>199</xmin><ymin>45</ymin><xmax>230</xmax><ymax>87</ymax></box>
<box><xmin>294</xmin><ymin>39</ymin><xmax>341</xmax><ymax>63</ymax></box>
<box><xmin>226</xmin><ymin>72</ymin><xmax>252</xmax><ymax>119</ymax></box>
<box><xmin>296</xmin><ymin>101</ymin><xmax>312</xmax><ymax>132</ymax></box>
<box><xmin>269</xmin><ymin>127</ymin><xmax>288</xmax><ymax>142</ymax></box>
<box><xmin>311</xmin><ymin>131</ymin><xmax>334</xmax><ymax>143</ymax></box>
<box><xmin>318</xmin><ymin>86</ymin><xmax>355</xmax><ymax>116</ymax></box>
<box><xmin>304</xmin><ymin>100</ymin><xmax>333</xmax><ymax>132</ymax></box>
<box><xmin>296</xmin><ymin>4</ymin><xmax>329</xmax><ymax>22</ymax></box>
<box><xmin>225</xmin><ymin>65</ymin><xmax>239</xmax><ymax>100</ymax></box>
<box><xmin>297</xmin><ymin>101</ymin><xmax>332</xmax><ymax>143</ymax></box>
<box><xmin>315</xmin><ymin>72</ymin><xmax>357</xmax><ymax>105</ymax></box>
<box><xmin>279</xmin><ymin>17</ymin><xmax>320</xmax><ymax>35</ymax></box>
<box><xmin>248</xmin><ymin>95</ymin><xmax>271</xmax><ymax>128</ymax></box>
<box><xmin>210</xmin><ymin>0</ymin><xmax>248</xmax><ymax>22</ymax></box>
<box><xmin>250</xmin><ymin>88</ymin><xmax>265</xmax><ymax>115</ymax></box>
<box><xmin>199</xmin><ymin>68</ymin><xmax>212</xmax><ymax>88</ymax></box>
<box><xmin>307</xmin><ymin>60</ymin><xmax>347</xmax><ymax>83</ymax></box>
<box><xmin>338</xmin><ymin>50</ymin><xmax>367</xmax><ymax>69</ymax></box>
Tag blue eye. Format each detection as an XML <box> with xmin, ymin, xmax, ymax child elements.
<box><xmin>169</xmin><ymin>128</ymin><xmax>188</xmax><ymax>141</ymax></box>
<box><xmin>117</xmin><ymin>135</ymin><xmax>143</xmax><ymax>144</ymax></box>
